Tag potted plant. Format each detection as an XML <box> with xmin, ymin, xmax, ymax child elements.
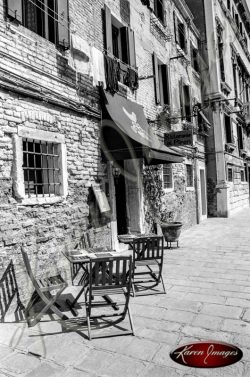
<box><xmin>157</xmin><ymin>212</ymin><xmax>183</xmax><ymax>248</ymax></box>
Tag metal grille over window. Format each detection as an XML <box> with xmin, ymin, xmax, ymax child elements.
<box><xmin>22</xmin><ymin>139</ymin><xmax>60</xmax><ymax>197</ymax></box>
<box><xmin>163</xmin><ymin>164</ymin><xmax>173</xmax><ymax>189</ymax></box>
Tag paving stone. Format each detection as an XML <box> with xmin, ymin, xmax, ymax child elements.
<box><xmin>221</xmin><ymin>319</ymin><xmax>250</xmax><ymax>335</ymax></box>
<box><xmin>185</xmin><ymin>292</ymin><xmax>226</xmax><ymax>305</ymax></box>
<box><xmin>191</xmin><ymin>314</ymin><xmax>224</xmax><ymax>331</ymax></box>
<box><xmin>136</xmin><ymin>328</ymin><xmax>179</xmax><ymax>345</ymax></box>
<box><xmin>120</xmin><ymin>337</ymin><xmax>160</xmax><ymax>361</ymax></box>
<box><xmin>76</xmin><ymin>349</ymin><xmax>114</xmax><ymax>374</ymax></box>
<box><xmin>24</xmin><ymin>361</ymin><xmax>65</xmax><ymax>377</ymax></box>
<box><xmin>162</xmin><ymin>310</ymin><xmax>195</xmax><ymax>324</ymax></box>
<box><xmin>199</xmin><ymin>303</ymin><xmax>243</xmax><ymax>319</ymax></box>
<box><xmin>143</xmin><ymin>364</ymin><xmax>182</xmax><ymax>377</ymax></box>
<box><xmin>104</xmin><ymin>354</ymin><xmax>148</xmax><ymax>377</ymax></box>
<box><xmin>0</xmin><ymin>352</ymin><xmax>41</xmax><ymax>375</ymax></box>
<box><xmin>0</xmin><ymin>345</ymin><xmax>14</xmax><ymax>361</ymax></box>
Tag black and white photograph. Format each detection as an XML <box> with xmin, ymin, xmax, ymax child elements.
<box><xmin>0</xmin><ymin>0</ymin><xmax>250</xmax><ymax>375</ymax></box>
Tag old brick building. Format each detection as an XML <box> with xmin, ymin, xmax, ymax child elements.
<box><xmin>0</xmin><ymin>0</ymin><xmax>209</xmax><ymax>308</ymax></box>
<box><xmin>187</xmin><ymin>0</ymin><xmax>250</xmax><ymax>217</ymax></box>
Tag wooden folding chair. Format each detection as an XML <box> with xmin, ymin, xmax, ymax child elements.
<box><xmin>84</xmin><ymin>255</ymin><xmax>134</xmax><ymax>340</ymax></box>
<box><xmin>71</xmin><ymin>229</ymin><xmax>93</xmax><ymax>285</ymax></box>
<box><xmin>21</xmin><ymin>248</ymin><xmax>68</xmax><ymax>327</ymax></box>
<box><xmin>132</xmin><ymin>236</ymin><xmax>166</xmax><ymax>296</ymax></box>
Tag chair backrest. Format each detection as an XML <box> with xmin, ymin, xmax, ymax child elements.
<box><xmin>21</xmin><ymin>247</ymin><xmax>39</xmax><ymax>289</ymax></box>
<box><xmin>76</xmin><ymin>229</ymin><xmax>94</xmax><ymax>249</ymax></box>
<box><xmin>89</xmin><ymin>255</ymin><xmax>132</xmax><ymax>292</ymax></box>
<box><xmin>133</xmin><ymin>236</ymin><xmax>164</xmax><ymax>261</ymax></box>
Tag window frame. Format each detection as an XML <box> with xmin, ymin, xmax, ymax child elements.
<box><xmin>7</xmin><ymin>0</ymin><xmax>70</xmax><ymax>49</ymax></box>
<box><xmin>186</xmin><ymin>164</ymin><xmax>194</xmax><ymax>188</ymax></box>
<box><xmin>224</xmin><ymin>114</ymin><xmax>233</xmax><ymax>144</ymax></box>
<box><xmin>13</xmin><ymin>126</ymin><xmax>68</xmax><ymax>205</ymax></box>
<box><xmin>227</xmin><ymin>166</ymin><xmax>233</xmax><ymax>182</ymax></box>
<box><xmin>154</xmin><ymin>0</ymin><xmax>165</xmax><ymax>24</ymax></box>
<box><xmin>162</xmin><ymin>164</ymin><xmax>173</xmax><ymax>191</ymax></box>
<box><xmin>240</xmin><ymin>169</ymin><xmax>245</xmax><ymax>182</ymax></box>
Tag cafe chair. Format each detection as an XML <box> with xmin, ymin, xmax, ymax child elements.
<box><xmin>84</xmin><ymin>255</ymin><xmax>134</xmax><ymax>340</ymax></box>
<box><xmin>71</xmin><ymin>229</ymin><xmax>93</xmax><ymax>285</ymax></box>
<box><xmin>132</xmin><ymin>236</ymin><xmax>166</xmax><ymax>296</ymax></box>
<box><xmin>21</xmin><ymin>247</ymin><xmax>68</xmax><ymax>327</ymax></box>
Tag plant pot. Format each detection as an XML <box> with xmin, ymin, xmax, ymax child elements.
<box><xmin>160</xmin><ymin>222</ymin><xmax>183</xmax><ymax>243</ymax></box>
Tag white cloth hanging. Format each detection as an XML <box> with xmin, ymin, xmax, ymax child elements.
<box><xmin>91</xmin><ymin>47</ymin><xmax>106</xmax><ymax>88</ymax></box>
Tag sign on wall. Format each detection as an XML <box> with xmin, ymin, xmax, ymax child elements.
<box><xmin>164</xmin><ymin>130</ymin><xmax>193</xmax><ymax>147</ymax></box>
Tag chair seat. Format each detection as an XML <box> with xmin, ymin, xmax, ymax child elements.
<box><xmin>88</xmin><ymin>286</ymin><xmax>126</xmax><ymax>296</ymax></box>
<box><xmin>38</xmin><ymin>275</ymin><xmax>67</xmax><ymax>292</ymax></box>
<box><xmin>135</xmin><ymin>259</ymin><xmax>159</xmax><ymax>266</ymax></box>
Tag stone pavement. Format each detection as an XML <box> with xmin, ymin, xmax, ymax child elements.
<box><xmin>1</xmin><ymin>208</ymin><xmax>250</xmax><ymax>377</ymax></box>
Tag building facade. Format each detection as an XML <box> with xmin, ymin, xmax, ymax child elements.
<box><xmin>0</xmin><ymin>0</ymin><xmax>208</xmax><ymax>308</ymax></box>
<box><xmin>187</xmin><ymin>0</ymin><xmax>250</xmax><ymax>217</ymax></box>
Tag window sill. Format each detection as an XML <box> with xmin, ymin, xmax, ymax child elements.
<box><xmin>186</xmin><ymin>186</ymin><xmax>195</xmax><ymax>192</ymax></box>
<box><xmin>18</xmin><ymin>196</ymin><xmax>66</xmax><ymax>206</ymax></box>
<box><xmin>163</xmin><ymin>187</ymin><xmax>174</xmax><ymax>193</ymax></box>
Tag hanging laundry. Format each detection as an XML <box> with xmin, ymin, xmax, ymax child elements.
<box><xmin>124</xmin><ymin>67</ymin><xmax>139</xmax><ymax>91</ymax></box>
<box><xmin>91</xmin><ymin>47</ymin><xmax>106</xmax><ymax>88</ymax></box>
<box><xmin>104</xmin><ymin>54</ymin><xmax>120</xmax><ymax>95</ymax></box>
<box><xmin>68</xmin><ymin>34</ymin><xmax>91</xmax><ymax>75</ymax></box>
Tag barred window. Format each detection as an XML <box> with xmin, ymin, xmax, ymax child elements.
<box><xmin>23</xmin><ymin>139</ymin><xmax>61</xmax><ymax>197</ymax></box>
<box><xmin>163</xmin><ymin>164</ymin><xmax>173</xmax><ymax>189</ymax></box>
<box><xmin>186</xmin><ymin>164</ymin><xmax>193</xmax><ymax>187</ymax></box>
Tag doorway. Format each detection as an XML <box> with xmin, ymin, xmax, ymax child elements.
<box><xmin>114</xmin><ymin>162</ymin><xmax>127</xmax><ymax>235</ymax></box>
<box><xmin>200</xmin><ymin>169</ymin><xmax>207</xmax><ymax>217</ymax></box>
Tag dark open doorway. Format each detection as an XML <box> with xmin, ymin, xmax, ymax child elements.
<box><xmin>115</xmin><ymin>162</ymin><xmax>127</xmax><ymax>235</ymax></box>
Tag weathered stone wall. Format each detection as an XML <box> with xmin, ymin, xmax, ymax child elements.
<box><xmin>0</xmin><ymin>0</ymin><xmax>111</xmax><ymax>306</ymax></box>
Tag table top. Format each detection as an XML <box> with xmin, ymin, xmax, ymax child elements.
<box><xmin>118</xmin><ymin>233</ymin><xmax>159</xmax><ymax>244</ymax></box>
<box><xmin>63</xmin><ymin>248</ymin><xmax>131</xmax><ymax>263</ymax></box>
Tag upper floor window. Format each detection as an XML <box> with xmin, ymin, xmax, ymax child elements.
<box><xmin>217</xmin><ymin>23</ymin><xmax>225</xmax><ymax>82</ymax></box>
<box><xmin>7</xmin><ymin>0</ymin><xmax>70</xmax><ymax>49</ymax></box>
<box><xmin>227</xmin><ymin>0</ymin><xmax>231</xmax><ymax>11</ymax></box>
<box><xmin>191</xmin><ymin>46</ymin><xmax>200</xmax><ymax>73</ymax></box>
<box><xmin>179</xmin><ymin>81</ymin><xmax>192</xmax><ymax>122</ymax></box>
<box><xmin>163</xmin><ymin>164</ymin><xmax>173</xmax><ymax>189</ymax></box>
<box><xmin>153</xmin><ymin>53</ymin><xmax>170</xmax><ymax>106</ymax></box>
<box><xmin>154</xmin><ymin>0</ymin><xmax>165</xmax><ymax>24</ymax></box>
<box><xmin>224</xmin><ymin>114</ymin><xmax>233</xmax><ymax>144</ymax></box>
<box><xmin>237</xmin><ymin>125</ymin><xmax>244</xmax><ymax>152</ymax></box>
<box><xmin>186</xmin><ymin>164</ymin><xmax>194</xmax><ymax>187</ymax></box>
<box><xmin>227</xmin><ymin>166</ymin><xmax>233</xmax><ymax>182</ymax></box>
<box><xmin>104</xmin><ymin>5</ymin><xmax>136</xmax><ymax>68</ymax></box>
<box><xmin>174</xmin><ymin>13</ymin><xmax>187</xmax><ymax>52</ymax></box>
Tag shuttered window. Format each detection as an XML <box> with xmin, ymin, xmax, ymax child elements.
<box><xmin>154</xmin><ymin>0</ymin><xmax>166</xmax><ymax>25</ymax></box>
<box><xmin>224</xmin><ymin>115</ymin><xmax>233</xmax><ymax>144</ymax></box>
<box><xmin>179</xmin><ymin>80</ymin><xmax>192</xmax><ymax>122</ymax></box>
<box><xmin>7</xmin><ymin>0</ymin><xmax>70</xmax><ymax>49</ymax></box>
<box><xmin>104</xmin><ymin>5</ymin><xmax>136</xmax><ymax>67</ymax></box>
<box><xmin>174</xmin><ymin>13</ymin><xmax>187</xmax><ymax>52</ymax></box>
<box><xmin>153</xmin><ymin>53</ymin><xmax>170</xmax><ymax>106</ymax></box>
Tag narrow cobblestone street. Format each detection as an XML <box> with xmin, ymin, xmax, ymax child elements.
<box><xmin>0</xmin><ymin>208</ymin><xmax>250</xmax><ymax>377</ymax></box>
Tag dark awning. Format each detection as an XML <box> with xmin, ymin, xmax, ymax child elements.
<box><xmin>101</xmin><ymin>91</ymin><xmax>184</xmax><ymax>164</ymax></box>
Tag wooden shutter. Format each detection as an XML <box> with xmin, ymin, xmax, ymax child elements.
<box><xmin>57</xmin><ymin>0</ymin><xmax>70</xmax><ymax>49</ymax></box>
<box><xmin>161</xmin><ymin>64</ymin><xmax>170</xmax><ymax>105</ymax></box>
<box><xmin>179</xmin><ymin>79</ymin><xmax>184</xmax><ymax>119</ymax></box>
<box><xmin>104</xmin><ymin>4</ymin><xmax>113</xmax><ymax>55</ymax></box>
<box><xmin>7</xmin><ymin>0</ymin><xmax>23</xmax><ymax>23</ymax></box>
<box><xmin>173</xmin><ymin>11</ymin><xmax>178</xmax><ymax>43</ymax></box>
<box><xmin>162</xmin><ymin>0</ymin><xmax>167</xmax><ymax>27</ymax></box>
<box><xmin>128</xmin><ymin>28</ymin><xmax>136</xmax><ymax>68</ymax></box>
<box><xmin>153</xmin><ymin>53</ymin><xmax>160</xmax><ymax>105</ymax></box>
<box><xmin>120</xmin><ymin>27</ymin><xmax>129</xmax><ymax>64</ymax></box>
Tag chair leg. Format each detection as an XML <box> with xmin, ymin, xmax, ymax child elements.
<box><xmin>131</xmin><ymin>281</ymin><xmax>136</xmax><ymax>297</ymax></box>
<box><xmin>161</xmin><ymin>275</ymin><xmax>166</xmax><ymax>294</ymax></box>
<box><xmin>127</xmin><ymin>303</ymin><xmax>135</xmax><ymax>336</ymax></box>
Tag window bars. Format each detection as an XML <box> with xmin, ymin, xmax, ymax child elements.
<box><xmin>22</xmin><ymin>138</ymin><xmax>60</xmax><ymax>197</ymax></box>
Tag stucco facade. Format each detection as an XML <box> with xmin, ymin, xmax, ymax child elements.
<box><xmin>187</xmin><ymin>0</ymin><xmax>250</xmax><ymax>217</ymax></box>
